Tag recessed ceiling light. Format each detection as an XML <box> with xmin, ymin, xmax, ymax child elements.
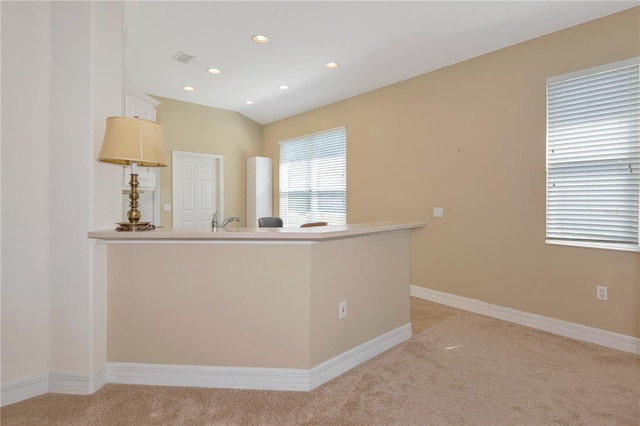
<box><xmin>244</xmin><ymin>100</ymin><xmax>254</xmax><ymax>105</ymax></box>
<box><xmin>183</xmin><ymin>86</ymin><xmax>195</xmax><ymax>92</ymax></box>
<box><xmin>278</xmin><ymin>85</ymin><xmax>290</xmax><ymax>90</ymax></box>
<box><xmin>207</xmin><ymin>68</ymin><xmax>221</xmax><ymax>74</ymax></box>
<box><xmin>252</xmin><ymin>34</ymin><xmax>269</xmax><ymax>44</ymax></box>
<box><xmin>325</xmin><ymin>62</ymin><xmax>340</xmax><ymax>69</ymax></box>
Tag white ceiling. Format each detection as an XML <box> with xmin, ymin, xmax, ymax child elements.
<box><xmin>123</xmin><ymin>1</ymin><xmax>638</xmax><ymax>125</ymax></box>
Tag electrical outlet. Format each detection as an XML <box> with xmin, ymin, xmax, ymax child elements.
<box><xmin>596</xmin><ymin>285</ymin><xmax>608</xmax><ymax>301</ymax></box>
<box><xmin>339</xmin><ymin>301</ymin><xmax>347</xmax><ymax>319</ymax></box>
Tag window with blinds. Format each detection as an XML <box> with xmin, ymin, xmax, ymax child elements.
<box><xmin>546</xmin><ymin>58</ymin><xmax>640</xmax><ymax>247</ymax></box>
<box><xmin>279</xmin><ymin>127</ymin><xmax>346</xmax><ymax>227</ymax></box>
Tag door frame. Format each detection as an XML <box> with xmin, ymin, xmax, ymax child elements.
<box><xmin>171</xmin><ymin>150</ymin><xmax>224</xmax><ymax>228</ymax></box>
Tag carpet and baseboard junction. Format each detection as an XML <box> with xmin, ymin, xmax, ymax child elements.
<box><xmin>2</xmin><ymin>295</ymin><xmax>638</xmax><ymax>425</ymax></box>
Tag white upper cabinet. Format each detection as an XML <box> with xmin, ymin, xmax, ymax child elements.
<box><xmin>122</xmin><ymin>84</ymin><xmax>161</xmax><ymax>190</ymax></box>
<box><xmin>121</xmin><ymin>84</ymin><xmax>162</xmax><ymax>225</ymax></box>
<box><xmin>123</xmin><ymin>83</ymin><xmax>159</xmax><ymax>121</ymax></box>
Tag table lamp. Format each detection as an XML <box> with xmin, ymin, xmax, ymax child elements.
<box><xmin>98</xmin><ymin>116</ymin><xmax>168</xmax><ymax>231</ymax></box>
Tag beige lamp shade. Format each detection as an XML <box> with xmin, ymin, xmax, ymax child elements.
<box><xmin>98</xmin><ymin>116</ymin><xmax>168</xmax><ymax>167</ymax></box>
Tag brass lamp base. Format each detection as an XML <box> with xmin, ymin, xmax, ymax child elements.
<box><xmin>115</xmin><ymin>169</ymin><xmax>157</xmax><ymax>232</ymax></box>
<box><xmin>115</xmin><ymin>222</ymin><xmax>156</xmax><ymax>232</ymax></box>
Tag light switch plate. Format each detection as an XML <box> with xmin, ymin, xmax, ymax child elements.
<box><xmin>163</xmin><ymin>204</ymin><xmax>172</xmax><ymax>212</ymax></box>
<box><xmin>433</xmin><ymin>207</ymin><xmax>444</xmax><ymax>218</ymax></box>
<box><xmin>339</xmin><ymin>301</ymin><xmax>347</xmax><ymax>319</ymax></box>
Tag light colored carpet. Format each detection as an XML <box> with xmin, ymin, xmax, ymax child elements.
<box><xmin>2</xmin><ymin>298</ymin><xmax>639</xmax><ymax>425</ymax></box>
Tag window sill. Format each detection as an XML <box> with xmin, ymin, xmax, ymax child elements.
<box><xmin>546</xmin><ymin>239</ymin><xmax>640</xmax><ymax>253</ymax></box>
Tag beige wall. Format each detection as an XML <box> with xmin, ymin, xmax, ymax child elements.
<box><xmin>310</xmin><ymin>232</ymin><xmax>410</xmax><ymax>365</ymax></box>
<box><xmin>154</xmin><ymin>97</ymin><xmax>263</xmax><ymax>227</ymax></box>
<box><xmin>262</xmin><ymin>8</ymin><xmax>640</xmax><ymax>338</ymax></box>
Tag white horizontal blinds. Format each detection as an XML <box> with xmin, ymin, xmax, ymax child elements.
<box><xmin>546</xmin><ymin>60</ymin><xmax>640</xmax><ymax>244</ymax></box>
<box><xmin>279</xmin><ymin>127</ymin><xmax>347</xmax><ymax>227</ymax></box>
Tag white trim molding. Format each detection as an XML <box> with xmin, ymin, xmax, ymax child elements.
<box><xmin>108</xmin><ymin>323</ymin><xmax>412</xmax><ymax>392</ymax></box>
<box><xmin>49</xmin><ymin>366</ymin><xmax>107</xmax><ymax>395</ymax></box>
<box><xmin>309</xmin><ymin>323</ymin><xmax>412</xmax><ymax>389</ymax></box>
<box><xmin>410</xmin><ymin>285</ymin><xmax>640</xmax><ymax>355</ymax></box>
<box><xmin>1</xmin><ymin>367</ymin><xmax>108</xmax><ymax>407</ymax></box>
<box><xmin>1</xmin><ymin>373</ymin><xmax>49</xmax><ymax>407</ymax></box>
<box><xmin>108</xmin><ymin>363</ymin><xmax>311</xmax><ymax>391</ymax></box>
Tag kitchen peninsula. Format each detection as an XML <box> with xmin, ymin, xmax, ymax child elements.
<box><xmin>88</xmin><ymin>222</ymin><xmax>424</xmax><ymax>391</ymax></box>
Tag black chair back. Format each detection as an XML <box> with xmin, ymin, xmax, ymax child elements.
<box><xmin>258</xmin><ymin>217</ymin><xmax>283</xmax><ymax>227</ymax></box>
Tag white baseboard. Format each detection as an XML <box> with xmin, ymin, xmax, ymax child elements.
<box><xmin>410</xmin><ymin>285</ymin><xmax>640</xmax><ymax>355</ymax></box>
<box><xmin>309</xmin><ymin>323</ymin><xmax>412</xmax><ymax>389</ymax></box>
<box><xmin>2</xmin><ymin>325</ymin><xmax>410</xmax><ymax>405</ymax></box>
<box><xmin>1</xmin><ymin>367</ymin><xmax>107</xmax><ymax>407</ymax></box>
<box><xmin>108</xmin><ymin>323</ymin><xmax>412</xmax><ymax>392</ymax></box>
<box><xmin>108</xmin><ymin>363</ymin><xmax>312</xmax><ymax>391</ymax></box>
<box><xmin>1</xmin><ymin>373</ymin><xmax>49</xmax><ymax>407</ymax></box>
<box><xmin>49</xmin><ymin>366</ymin><xmax>107</xmax><ymax>395</ymax></box>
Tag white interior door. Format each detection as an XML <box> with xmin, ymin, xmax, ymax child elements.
<box><xmin>172</xmin><ymin>151</ymin><xmax>223</xmax><ymax>228</ymax></box>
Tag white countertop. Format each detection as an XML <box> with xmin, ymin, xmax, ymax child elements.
<box><xmin>88</xmin><ymin>221</ymin><xmax>425</xmax><ymax>241</ymax></box>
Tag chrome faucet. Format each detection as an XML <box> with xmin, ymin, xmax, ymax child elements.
<box><xmin>219</xmin><ymin>216</ymin><xmax>240</xmax><ymax>228</ymax></box>
<box><xmin>212</xmin><ymin>211</ymin><xmax>240</xmax><ymax>229</ymax></box>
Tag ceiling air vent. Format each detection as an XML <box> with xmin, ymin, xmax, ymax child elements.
<box><xmin>171</xmin><ymin>51</ymin><xmax>195</xmax><ymax>64</ymax></box>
